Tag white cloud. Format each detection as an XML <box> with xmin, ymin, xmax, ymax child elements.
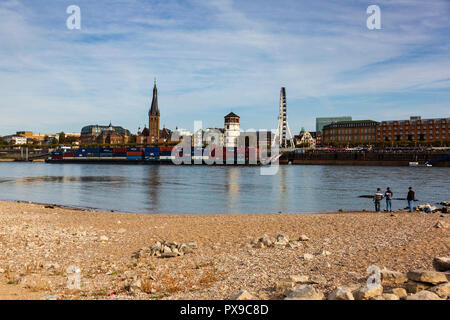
<box><xmin>0</xmin><ymin>0</ymin><xmax>449</xmax><ymax>135</ymax></box>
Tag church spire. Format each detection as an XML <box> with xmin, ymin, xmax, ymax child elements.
<box><xmin>149</xmin><ymin>79</ymin><xmax>159</xmax><ymax>116</ymax></box>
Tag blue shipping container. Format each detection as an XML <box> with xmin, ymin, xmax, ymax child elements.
<box><xmin>85</xmin><ymin>148</ymin><xmax>100</xmax><ymax>153</ymax></box>
<box><xmin>126</xmin><ymin>156</ymin><xmax>142</xmax><ymax>160</ymax></box>
<box><xmin>113</xmin><ymin>153</ymin><xmax>127</xmax><ymax>157</ymax></box>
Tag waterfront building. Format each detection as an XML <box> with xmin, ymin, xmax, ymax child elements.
<box><xmin>80</xmin><ymin>123</ymin><xmax>131</xmax><ymax>145</ymax></box>
<box><xmin>1</xmin><ymin>135</ymin><xmax>27</xmax><ymax>145</ymax></box>
<box><xmin>376</xmin><ymin>116</ymin><xmax>449</xmax><ymax>142</ymax></box>
<box><xmin>15</xmin><ymin>131</ymin><xmax>61</xmax><ymax>144</ymax></box>
<box><xmin>322</xmin><ymin>120</ymin><xmax>378</xmax><ymax>144</ymax></box>
<box><xmin>294</xmin><ymin>128</ymin><xmax>316</xmax><ymax>148</ymax></box>
<box><xmin>316</xmin><ymin>116</ymin><xmax>352</xmax><ymax>135</ymax></box>
<box><xmin>224</xmin><ymin>112</ymin><xmax>240</xmax><ymax>148</ymax></box>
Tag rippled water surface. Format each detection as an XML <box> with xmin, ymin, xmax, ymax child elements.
<box><xmin>0</xmin><ymin>162</ymin><xmax>448</xmax><ymax>214</ymax></box>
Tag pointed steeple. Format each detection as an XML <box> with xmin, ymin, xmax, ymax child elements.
<box><xmin>149</xmin><ymin>79</ymin><xmax>159</xmax><ymax>116</ymax></box>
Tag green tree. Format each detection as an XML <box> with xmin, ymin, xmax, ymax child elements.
<box><xmin>59</xmin><ymin>132</ymin><xmax>66</xmax><ymax>144</ymax></box>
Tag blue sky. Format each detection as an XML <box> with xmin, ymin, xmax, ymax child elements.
<box><xmin>0</xmin><ymin>0</ymin><xmax>449</xmax><ymax>136</ymax></box>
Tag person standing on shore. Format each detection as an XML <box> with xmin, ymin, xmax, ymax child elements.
<box><xmin>374</xmin><ymin>188</ymin><xmax>383</xmax><ymax>212</ymax></box>
<box><xmin>407</xmin><ymin>187</ymin><xmax>415</xmax><ymax>212</ymax></box>
<box><xmin>385</xmin><ymin>187</ymin><xmax>393</xmax><ymax>213</ymax></box>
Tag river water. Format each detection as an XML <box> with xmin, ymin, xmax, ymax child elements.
<box><xmin>0</xmin><ymin>162</ymin><xmax>448</xmax><ymax>214</ymax></box>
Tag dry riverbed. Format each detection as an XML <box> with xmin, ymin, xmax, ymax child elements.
<box><xmin>0</xmin><ymin>200</ymin><xmax>448</xmax><ymax>300</ymax></box>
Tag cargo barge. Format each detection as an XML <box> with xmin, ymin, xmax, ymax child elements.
<box><xmin>46</xmin><ymin>146</ymin><xmax>261</xmax><ymax>165</ymax></box>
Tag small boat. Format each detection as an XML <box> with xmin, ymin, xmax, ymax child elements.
<box><xmin>409</xmin><ymin>162</ymin><xmax>432</xmax><ymax>167</ymax></box>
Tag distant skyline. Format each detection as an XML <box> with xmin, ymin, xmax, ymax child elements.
<box><xmin>0</xmin><ymin>0</ymin><xmax>449</xmax><ymax>136</ymax></box>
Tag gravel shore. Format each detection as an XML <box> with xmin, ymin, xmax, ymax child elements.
<box><xmin>0</xmin><ymin>200</ymin><xmax>448</xmax><ymax>300</ymax></box>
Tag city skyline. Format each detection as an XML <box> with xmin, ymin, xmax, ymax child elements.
<box><xmin>1</xmin><ymin>0</ymin><xmax>450</xmax><ymax>136</ymax></box>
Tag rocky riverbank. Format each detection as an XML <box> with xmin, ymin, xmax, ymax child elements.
<box><xmin>0</xmin><ymin>200</ymin><xmax>448</xmax><ymax>300</ymax></box>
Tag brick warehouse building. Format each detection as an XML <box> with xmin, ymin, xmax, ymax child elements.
<box><xmin>322</xmin><ymin>116</ymin><xmax>450</xmax><ymax>145</ymax></box>
<box><xmin>376</xmin><ymin>116</ymin><xmax>449</xmax><ymax>142</ymax></box>
<box><xmin>322</xmin><ymin>120</ymin><xmax>378</xmax><ymax>144</ymax></box>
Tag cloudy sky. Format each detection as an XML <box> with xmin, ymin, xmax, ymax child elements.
<box><xmin>0</xmin><ymin>0</ymin><xmax>449</xmax><ymax>136</ymax></box>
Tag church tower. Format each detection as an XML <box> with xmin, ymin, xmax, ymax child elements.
<box><xmin>148</xmin><ymin>79</ymin><xmax>160</xmax><ymax>143</ymax></box>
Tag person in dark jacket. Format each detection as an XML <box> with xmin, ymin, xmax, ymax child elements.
<box><xmin>374</xmin><ymin>188</ymin><xmax>383</xmax><ymax>212</ymax></box>
<box><xmin>407</xmin><ymin>187</ymin><xmax>415</xmax><ymax>212</ymax></box>
<box><xmin>385</xmin><ymin>187</ymin><xmax>393</xmax><ymax>213</ymax></box>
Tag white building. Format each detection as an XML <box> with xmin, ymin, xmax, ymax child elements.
<box><xmin>2</xmin><ymin>135</ymin><xmax>27</xmax><ymax>145</ymax></box>
<box><xmin>224</xmin><ymin>112</ymin><xmax>240</xmax><ymax>148</ymax></box>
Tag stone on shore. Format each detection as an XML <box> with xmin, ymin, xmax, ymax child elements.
<box><xmin>130</xmin><ymin>279</ymin><xmax>142</xmax><ymax>293</ymax></box>
<box><xmin>276</xmin><ymin>234</ymin><xmax>289</xmax><ymax>245</ymax></box>
<box><xmin>309</xmin><ymin>275</ymin><xmax>327</xmax><ymax>285</ymax></box>
<box><xmin>327</xmin><ymin>287</ymin><xmax>354</xmax><ymax>300</ymax></box>
<box><xmin>231</xmin><ymin>290</ymin><xmax>256</xmax><ymax>300</ymax></box>
<box><xmin>302</xmin><ymin>253</ymin><xmax>314</xmax><ymax>261</ymax></box>
<box><xmin>407</xmin><ymin>270</ymin><xmax>448</xmax><ymax>285</ymax></box>
<box><xmin>381</xmin><ymin>269</ymin><xmax>408</xmax><ymax>286</ymax></box>
<box><xmin>434</xmin><ymin>221</ymin><xmax>449</xmax><ymax>229</ymax></box>
<box><xmin>275</xmin><ymin>280</ymin><xmax>295</xmax><ymax>291</ymax></box>
<box><xmin>289</xmin><ymin>275</ymin><xmax>309</xmax><ymax>283</ymax></box>
<box><xmin>406</xmin><ymin>291</ymin><xmax>442</xmax><ymax>300</ymax></box>
<box><xmin>405</xmin><ymin>280</ymin><xmax>432</xmax><ymax>293</ymax></box>
<box><xmin>353</xmin><ymin>284</ymin><xmax>383</xmax><ymax>300</ymax></box>
<box><xmin>432</xmin><ymin>257</ymin><xmax>450</xmax><ymax>272</ymax></box>
<box><xmin>371</xmin><ymin>293</ymin><xmax>399</xmax><ymax>300</ymax></box>
<box><xmin>428</xmin><ymin>282</ymin><xmax>450</xmax><ymax>298</ymax></box>
<box><xmin>284</xmin><ymin>285</ymin><xmax>324</xmax><ymax>300</ymax></box>
<box><xmin>298</xmin><ymin>235</ymin><xmax>309</xmax><ymax>242</ymax></box>
<box><xmin>391</xmin><ymin>288</ymin><xmax>407</xmax><ymax>299</ymax></box>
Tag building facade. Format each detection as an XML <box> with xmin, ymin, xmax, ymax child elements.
<box><xmin>316</xmin><ymin>116</ymin><xmax>352</xmax><ymax>135</ymax></box>
<box><xmin>376</xmin><ymin>116</ymin><xmax>449</xmax><ymax>142</ymax></box>
<box><xmin>322</xmin><ymin>116</ymin><xmax>450</xmax><ymax>145</ymax></box>
<box><xmin>294</xmin><ymin>129</ymin><xmax>316</xmax><ymax>148</ymax></box>
<box><xmin>2</xmin><ymin>135</ymin><xmax>27</xmax><ymax>145</ymax></box>
<box><xmin>322</xmin><ymin>120</ymin><xmax>378</xmax><ymax>144</ymax></box>
<box><xmin>224</xmin><ymin>112</ymin><xmax>240</xmax><ymax>147</ymax></box>
<box><xmin>80</xmin><ymin>123</ymin><xmax>130</xmax><ymax>145</ymax></box>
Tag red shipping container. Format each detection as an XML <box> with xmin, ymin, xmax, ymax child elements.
<box><xmin>113</xmin><ymin>148</ymin><xmax>127</xmax><ymax>153</ymax></box>
<box><xmin>159</xmin><ymin>146</ymin><xmax>174</xmax><ymax>152</ymax></box>
<box><xmin>63</xmin><ymin>153</ymin><xmax>74</xmax><ymax>157</ymax></box>
<box><xmin>126</xmin><ymin>151</ymin><xmax>142</xmax><ymax>156</ymax></box>
<box><xmin>52</xmin><ymin>155</ymin><xmax>63</xmax><ymax>159</ymax></box>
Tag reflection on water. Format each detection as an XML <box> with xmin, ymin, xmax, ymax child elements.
<box><xmin>0</xmin><ymin>162</ymin><xmax>449</xmax><ymax>214</ymax></box>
